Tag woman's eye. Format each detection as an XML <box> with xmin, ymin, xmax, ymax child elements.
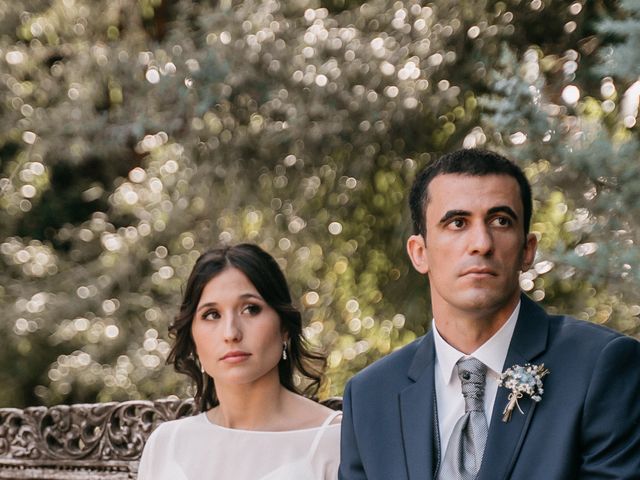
<box><xmin>243</xmin><ymin>304</ymin><xmax>262</xmax><ymax>315</ymax></box>
<box><xmin>203</xmin><ymin>310</ymin><xmax>220</xmax><ymax>321</ymax></box>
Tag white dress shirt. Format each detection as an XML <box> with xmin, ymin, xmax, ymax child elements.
<box><xmin>432</xmin><ymin>301</ymin><xmax>520</xmax><ymax>455</ymax></box>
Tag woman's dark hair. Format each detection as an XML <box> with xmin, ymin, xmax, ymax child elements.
<box><xmin>167</xmin><ymin>243</ymin><xmax>326</xmax><ymax>412</ymax></box>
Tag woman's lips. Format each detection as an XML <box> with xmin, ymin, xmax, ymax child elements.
<box><xmin>220</xmin><ymin>351</ymin><xmax>251</xmax><ymax>363</ymax></box>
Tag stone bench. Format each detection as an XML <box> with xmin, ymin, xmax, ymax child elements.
<box><xmin>0</xmin><ymin>397</ymin><xmax>342</xmax><ymax>480</ymax></box>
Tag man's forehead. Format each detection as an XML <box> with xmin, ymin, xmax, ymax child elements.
<box><xmin>425</xmin><ymin>173</ymin><xmax>523</xmax><ymax>212</ymax></box>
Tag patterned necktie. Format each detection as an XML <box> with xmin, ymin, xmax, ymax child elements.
<box><xmin>437</xmin><ymin>357</ymin><xmax>488</xmax><ymax>480</ymax></box>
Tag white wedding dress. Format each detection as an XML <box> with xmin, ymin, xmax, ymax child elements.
<box><xmin>137</xmin><ymin>410</ymin><xmax>341</xmax><ymax>480</ymax></box>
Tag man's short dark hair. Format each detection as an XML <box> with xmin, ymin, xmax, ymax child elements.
<box><xmin>409</xmin><ymin>148</ymin><xmax>533</xmax><ymax>237</ymax></box>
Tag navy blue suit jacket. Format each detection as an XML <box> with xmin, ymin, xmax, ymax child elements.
<box><xmin>339</xmin><ymin>295</ymin><xmax>640</xmax><ymax>479</ymax></box>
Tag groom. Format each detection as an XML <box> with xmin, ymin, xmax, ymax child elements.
<box><xmin>339</xmin><ymin>149</ymin><xmax>640</xmax><ymax>479</ymax></box>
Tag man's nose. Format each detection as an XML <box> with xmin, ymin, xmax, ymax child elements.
<box><xmin>468</xmin><ymin>224</ymin><xmax>494</xmax><ymax>255</ymax></box>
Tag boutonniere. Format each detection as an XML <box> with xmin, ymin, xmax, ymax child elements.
<box><xmin>498</xmin><ymin>363</ymin><xmax>549</xmax><ymax>423</ymax></box>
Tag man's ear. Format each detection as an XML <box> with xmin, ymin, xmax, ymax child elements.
<box><xmin>521</xmin><ymin>232</ymin><xmax>538</xmax><ymax>271</ymax></box>
<box><xmin>407</xmin><ymin>234</ymin><xmax>430</xmax><ymax>274</ymax></box>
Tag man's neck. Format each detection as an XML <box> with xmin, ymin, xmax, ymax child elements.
<box><xmin>432</xmin><ymin>299</ymin><xmax>520</xmax><ymax>354</ymax></box>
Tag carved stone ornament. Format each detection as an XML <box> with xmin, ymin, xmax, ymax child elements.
<box><xmin>0</xmin><ymin>398</ymin><xmax>196</xmax><ymax>480</ymax></box>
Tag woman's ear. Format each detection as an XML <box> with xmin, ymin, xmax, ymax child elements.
<box><xmin>280</xmin><ymin>328</ymin><xmax>290</xmax><ymax>343</ymax></box>
<box><xmin>406</xmin><ymin>234</ymin><xmax>430</xmax><ymax>274</ymax></box>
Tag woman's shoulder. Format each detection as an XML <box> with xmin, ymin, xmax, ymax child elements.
<box><xmin>138</xmin><ymin>416</ymin><xmax>204</xmax><ymax>480</ymax></box>
<box><xmin>286</xmin><ymin>394</ymin><xmax>342</xmax><ymax>429</ymax></box>
<box><xmin>147</xmin><ymin>413</ymin><xmax>205</xmax><ymax>441</ymax></box>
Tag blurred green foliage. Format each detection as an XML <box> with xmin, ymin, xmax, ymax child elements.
<box><xmin>1</xmin><ymin>0</ymin><xmax>639</xmax><ymax>408</ymax></box>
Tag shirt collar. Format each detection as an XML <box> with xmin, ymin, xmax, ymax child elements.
<box><xmin>432</xmin><ymin>301</ymin><xmax>521</xmax><ymax>385</ymax></box>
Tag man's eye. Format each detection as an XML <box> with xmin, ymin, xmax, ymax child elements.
<box><xmin>491</xmin><ymin>216</ymin><xmax>512</xmax><ymax>227</ymax></box>
<box><xmin>448</xmin><ymin>218</ymin><xmax>466</xmax><ymax>229</ymax></box>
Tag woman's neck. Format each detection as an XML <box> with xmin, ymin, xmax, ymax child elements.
<box><xmin>209</xmin><ymin>376</ymin><xmax>292</xmax><ymax>431</ymax></box>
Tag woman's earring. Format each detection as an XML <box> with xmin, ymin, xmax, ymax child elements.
<box><xmin>281</xmin><ymin>341</ymin><xmax>288</xmax><ymax>361</ymax></box>
<box><xmin>196</xmin><ymin>355</ymin><xmax>205</xmax><ymax>374</ymax></box>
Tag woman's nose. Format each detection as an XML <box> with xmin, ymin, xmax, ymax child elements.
<box><xmin>223</xmin><ymin>315</ymin><xmax>242</xmax><ymax>342</ymax></box>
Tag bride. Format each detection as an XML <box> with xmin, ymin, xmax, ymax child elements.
<box><xmin>138</xmin><ymin>243</ymin><xmax>340</xmax><ymax>479</ymax></box>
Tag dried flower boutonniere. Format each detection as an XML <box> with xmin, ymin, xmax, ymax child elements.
<box><xmin>498</xmin><ymin>363</ymin><xmax>549</xmax><ymax>423</ymax></box>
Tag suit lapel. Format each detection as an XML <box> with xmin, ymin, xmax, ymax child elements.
<box><xmin>477</xmin><ymin>295</ymin><xmax>550</xmax><ymax>480</ymax></box>
<box><xmin>400</xmin><ymin>333</ymin><xmax>437</xmax><ymax>480</ymax></box>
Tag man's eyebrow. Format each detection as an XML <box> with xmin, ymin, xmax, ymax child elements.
<box><xmin>487</xmin><ymin>205</ymin><xmax>519</xmax><ymax>220</ymax></box>
<box><xmin>439</xmin><ymin>210</ymin><xmax>471</xmax><ymax>224</ymax></box>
